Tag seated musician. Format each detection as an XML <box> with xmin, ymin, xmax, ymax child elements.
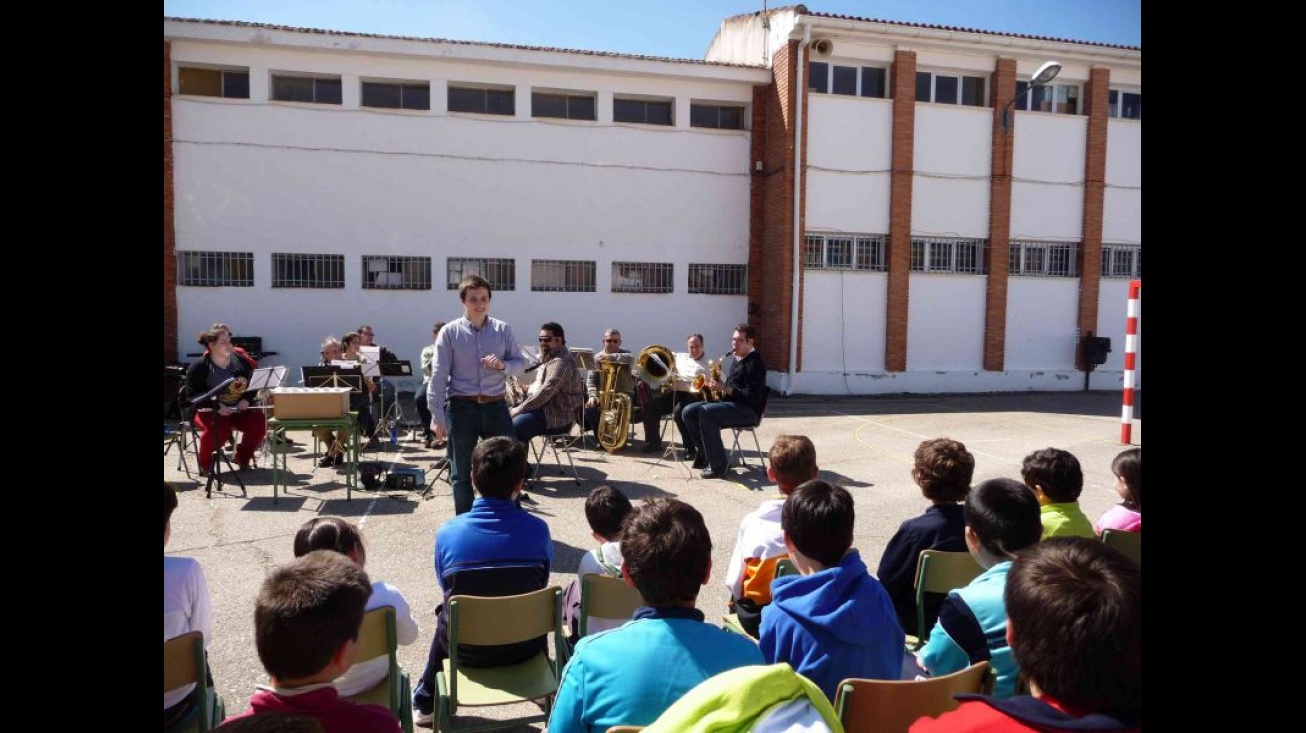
<box><xmin>669</xmin><ymin>333</ymin><xmax>712</xmax><ymax>453</ymax></box>
<box><xmin>312</xmin><ymin>337</ymin><xmax>350</xmax><ymax>468</ymax></box>
<box><xmin>340</xmin><ymin>331</ymin><xmax>380</xmax><ymax>449</ymax></box>
<box><xmin>509</xmin><ymin>322</ymin><xmax>582</xmax><ymax>444</ymax></box>
<box><xmin>185</xmin><ymin>328</ymin><xmax>268</xmax><ymax>476</ymax></box>
<box><xmin>208</xmin><ymin>323</ymin><xmax>258</xmax><ymax>368</ymax></box>
<box><xmin>583</xmin><ymin>328</ymin><xmax>637</xmax><ymax>447</ymax></box>
<box><xmin>357</xmin><ymin>324</ymin><xmax>398</xmax><ymax>429</ymax></box>
<box><xmin>681</xmin><ymin>324</ymin><xmax>767</xmax><ymax>479</ymax></box>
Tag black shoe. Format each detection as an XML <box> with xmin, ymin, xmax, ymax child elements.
<box><xmin>701</xmin><ymin>466</ymin><xmax>729</xmax><ymax>480</ymax></box>
<box><xmin>362</xmin><ymin>437</ymin><xmax>381</xmax><ymax>450</ymax></box>
<box><xmin>317</xmin><ymin>455</ymin><xmax>337</xmax><ymax>468</ymax></box>
<box><xmin>518</xmin><ymin>492</ymin><xmax>538</xmax><ymax>505</ymax></box>
<box><xmin>691</xmin><ymin>456</ymin><xmax>707</xmax><ymax>470</ymax></box>
<box><xmin>640</xmin><ymin>441</ymin><xmax>664</xmax><ymax>454</ymax></box>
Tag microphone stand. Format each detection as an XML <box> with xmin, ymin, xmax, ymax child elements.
<box><xmin>189</xmin><ymin>377</ymin><xmax>248</xmax><ymax>499</ymax></box>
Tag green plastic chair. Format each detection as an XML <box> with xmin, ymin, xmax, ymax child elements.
<box><xmin>344</xmin><ymin>605</ymin><xmax>414</xmax><ymax>733</ymax></box>
<box><xmin>904</xmin><ymin>550</ymin><xmax>984</xmax><ymax>651</ymax></box>
<box><xmin>164</xmin><ymin>631</ymin><xmax>225</xmax><ymax>733</ymax></box>
<box><xmin>578</xmin><ymin>573</ymin><xmax>644</xmax><ymax>638</ymax></box>
<box><xmin>436</xmin><ymin>586</ymin><xmax>564</xmax><ymax>732</ymax></box>
<box><xmin>1101</xmin><ymin>529</ymin><xmax>1141</xmax><ymax>565</ymax></box>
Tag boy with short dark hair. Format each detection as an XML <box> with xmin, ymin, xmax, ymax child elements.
<box><xmin>412</xmin><ymin>436</ymin><xmax>553</xmax><ymax>726</ymax></box>
<box><xmin>562</xmin><ymin>485</ymin><xmax>635</xmax><ymax>640</ymax></box>
<box><xmin>224</xmin><ymin>551</ymin><xmax>400</xmax><ymax>733</ymax></box>
<box><xmin>1021</xmin><ymin>447</ymin><xmax>1095</xmax><ymax>539</ymax></box>
<box><xmin>759</xmin><ymin>480</ymin><xmax>904</xmax><ymax>700</ymax></box>
<box><xmin>723</xmin><ymin>435</ymin><xmax>819</xmax><ymax>637</ymax></box>
<box><xmin>917</xmin><ymin>477</ymin><xmax>1042</xmax><ymax>698</ymax></box>
<box><xmin>911</xmin><ymin>538</ymin><xmax>1141</xmax><ymax>732</ymax></box>
<box><xmin>549</xmin><ymin>498</ymin><xmax>763</xmax><ymax>732</ymax></box>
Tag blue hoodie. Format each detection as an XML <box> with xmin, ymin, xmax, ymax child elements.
<box><xmin>759</xmin><ymin>549</ymin><xmax>905</xmax><ymax>700</ymax></box>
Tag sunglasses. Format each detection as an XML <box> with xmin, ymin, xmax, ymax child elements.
<box><xmin>604</xmin><ymin>339</ymin><xmax>621</xmax><ymax>343</ymax></box>
<box><xmin>538</xmin><ymin>336</ymin><xmax>555</xmax><ymax>342</ymax></box>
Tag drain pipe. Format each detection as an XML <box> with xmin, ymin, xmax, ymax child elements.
<box><xmin>787</xmin><ymin>19</ymin><xmax>811</xmax><ymax>396</ymax></box>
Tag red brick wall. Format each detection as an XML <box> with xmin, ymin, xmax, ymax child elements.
<box><xmin>748</xmin><ymin>40</ymin><xmax>798</xmax><ymax>373</ymax></box>
<box><xmin>984</xmin><ymin>58</ymin><xmax>1017</xmax><ymax>371</ymax></box>
<box><xmin>164</xmin><ymin>41</ymin><xmax>178</xmax><ymax>365</ymax></box>
<box><xmin>885</xmin><ymin>51</ymin><xmax>917</xmax><ymax>372</ymax></box>
<box><xmin>1077</xmin><ymin>66</ymin><xmax>1110</xmax><ymax>369</ymax></box>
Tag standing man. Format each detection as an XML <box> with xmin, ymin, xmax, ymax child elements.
<box><xmin>681</xmin><ymin>324</ymin><xmax>767</xmax><ymax>479</ymax></box>
<box><xmin>427</xmin><ymin>276</ymin><xmax>528</xmax><ymax>514</ymax></box>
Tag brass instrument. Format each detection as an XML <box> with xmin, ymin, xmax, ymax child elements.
<box><xmin>636</xmin><ymin>345</ymin><xmax>677</xmax><ymax>393</ymax></box>
<box><xmin>505</xmin><ymin>374</ymin><xmax>528</xmax><ymax>407</ymax></box>
<box><xmin>595</xmin><ymin>352</ymin><xmax>635</xmax><ymax>452</ymax></box>
<box><xmin>691</xmin><ymin>358</ymin><xmax>724</xmax><ymax>402</ymax></box>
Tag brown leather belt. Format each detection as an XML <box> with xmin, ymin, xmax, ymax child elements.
<box><xmin>450</xmin><ymin>394</ymin><xmax>506</xmax><ymax>404</ymax></box>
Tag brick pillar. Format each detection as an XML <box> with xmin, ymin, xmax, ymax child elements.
<box><xmin>1077</xmin><ymin>67</ymin><xmax>1110</xmax><ymax>370</ymax></box>
<box><xmin>885</xmin><ymin>50</ymin><xmax>917</xmax><ymax>372</ymax></box>
<box><xmin>164</xmin><ymin>41</ymin><xmax>179</xmax><ymax>366</ymax></box>
<box><xmin>749</xmin><ymin>40</ymin><xmax>798</xmax><ymax>373</ymax></box>
<box><xmin>984</xmin><ymin>58</ymin><xmax>1017</xmax><ymax>371</ymax></box>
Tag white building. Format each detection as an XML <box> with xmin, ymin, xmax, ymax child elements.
<box><xmin>164</xmin><ymin>5</ymin><xmax>1140</xmax><ymax>396</ymax></box>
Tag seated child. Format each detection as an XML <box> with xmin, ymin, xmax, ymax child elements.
<box><xmin>1095</xmin><ymin>447</ymin><xmax>1141</xmax><ymax>534</ymax></box>
<box><xmin>876</xmin><ymin>437</ymin><xmax>973</xmax><ymax>638</ymax></box>
<box><xmin>917</xmin><ymin>478</ymin><xmax>1042</xmax><ymax>698</ymax></box>
<box><xmin>549</xmin><ymin>498</ymin><xmax>764</xmax><ymax>732</ymax></box>
<box><xmin>724</xmin><ymin>435</ymin><xmax>819</xmax><ymax>637</ymax></box>
<box><xmin>562</xmin><ymin>485</ymin><xmax>634</xmax><ymax>641</ymax></box>
<box><xmin>164</xmin><ymin>481</ymin><xmax>214</xmax><ymax>728</ymax></box>
<box><xmin>1021</xmin><ymin>447</ymin><xmax>1095</xmax><ymax>539</ymax></box>
<box><xmin>759</xmin><ymin>480</ymin><xmax>904</xmax><ymax>700</ymax></box>
<box><xmin>292</xmin><ymin>516</ymin><xmax>420</xmax><ymax>697</ymax></box>
<box><xmin>411</xmin><ymin>436</ymin><xmax>553</xmax><ymax>725</ymax></box>
<box><xmin>224</xmin><ymin>550</ymin><xmax>401</xmax><ymax>733</ymax></box>
<box><xmin>910</xmin><ymin>538</ymin><xmax>1141</xmax><ymax>732</ymax></box>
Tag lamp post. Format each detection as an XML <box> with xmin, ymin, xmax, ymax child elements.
<box><xmin>1001</xmin><ymin>60</ymin><xmax>1062</xmax><ymax>131</ymax></box>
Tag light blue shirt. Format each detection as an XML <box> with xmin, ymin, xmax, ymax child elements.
<box><xmin>426</xmin><ymin>316</ymin><xmax>526</xmax><ymax>430</ymax></box>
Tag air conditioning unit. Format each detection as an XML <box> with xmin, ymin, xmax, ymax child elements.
<box><xmin>812</xmin><ymin>38</ymin><xmax>834</xmax><ymax>56</ymax></box>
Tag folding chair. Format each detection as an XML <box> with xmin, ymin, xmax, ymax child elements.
<box><xmin>728</xmin><ymin>386</ymin><xmax>771</xmax><ymax>470</ymax></box>
<box><xmin>344</xmin><ymin>606</ymin><xmax>414</xmax><ymax>733</ymax></box>
<box><xmin>834</xmin><ymin>661</ymin><xmax>994</xmax><ymax>733</ymax></box>
<box><xmin>1101</xmin><ymin>528</ymin><xmax>1141</xmax><ymax>565</ymax></box>
<box><xmin>436</xmin><ymin>586</ymin><xmax>565</xmax><ymax>732</ymax></box>
<box><xmin>722</xmin><ymin>557</ymin><xmax>796</xmax><ymax>637</ymax></box>
<box><xmin>164</xmin><ymin>630</ymin><xmax>225</xmax><ymax>733</ymax></box>
<box><xmin>528</xmin><ymin>408</ymin><xmax>584</xmax><ymax>490</ymax></box>
<box><xmin>904</xmin><ymin>550</ymin><xmax>984</xmax><ymax>651</ymax></box>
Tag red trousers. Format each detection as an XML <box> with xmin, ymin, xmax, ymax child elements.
<box><xmin>193</xmin><ymin>409</ymin><xmax>267</xmax><ymax>472</ymax></box>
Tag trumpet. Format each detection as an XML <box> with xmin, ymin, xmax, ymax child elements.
<box><xmin>691</xmin><ymin>356</ymin><xmax>725</xmax><ymax>402</ymax></box>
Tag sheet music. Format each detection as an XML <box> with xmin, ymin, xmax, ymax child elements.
<box><xmin>359</xmin><ymin>346</ymin><xmax>381</xmax><ymax>362</ymax></box>
<box><xmin>329</xmin><ymin>360</ymin><xmax>360</xmax><ymax>369</ymax></box>
<box><xmin>360</xmin><ymin>360</ymin><xmax>381</xmax><ymax>378</ymax></box>
<box><xmin>248</xmin><ymin>365</ymin><xmax>288</xmax><ymax>391</ymax></box>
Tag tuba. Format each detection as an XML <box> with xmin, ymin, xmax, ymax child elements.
<box><xmin>595</xmin><ymin>352</ymin><xmax>635</xmax><ymax>452</ymax></box>
<box><xmin>636</xmin><ymin>345</ymin><xmax>676</xmax><ymax>393</ymax></box>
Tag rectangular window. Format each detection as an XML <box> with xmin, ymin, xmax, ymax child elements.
<box><xmin>447</xmin><ymin>85</ymin><xmax>515</xmax><ymax>115</ymax></box>
<box><xmin>688</xmin><ymin>264</ymin><xmax>747</xmax><ymax>295</ymax></box>
<box><xmin>361</xmin><ymin>81</ymin><xmax>430</xmax><ymax>110</ymax></box>
<box><xmin>447</xmin><ymin>257</ymin><xmax>516</xmax><ymax>291</ymax></box>
<box><xmin>1101</xmin><ymin>245</ymin><xmax>1141</xmax><ymax>278</ymax></box>
<box><xmin>177</xmin><ymin>251</ymin><xmax>254</xmax><ymax>287</ymax></box>
<box><xmin>805</xmin><ymin>233</ymin><xmax>887</xmax><ymax>271</ymax></box>
<box><xmin>1009</xmin><ymin>241</ymin><xmax>1079</xmax><ymax>277</ymax></box>
<box><xmin>612</xmin><ymin>262</ymin><xmax>674</xmax><ymax>293</ymax></box>
<box><xmin>1108</xmin><ymin>89</ymin><xmax>1142</xmax><ymax>120</ymax></box>
<box><xmin>809</xmin><ymin>61</ymin><xmax>829</xmax><ymax>93</ymax></box>
<box><xmin>531</xmin><ymin>260</ymin><xmax>596</xmax><ymax>292</ymax></box>
<box><xmin>532</xmin><ymin>92</ymin><xmax>596</xmax><ymax>120</ymax></box>
<box><xmin>1015</xmin><ymin>81</ymin><xmax>1080</xmax><ymax>115</ymax></box>
<box><xmin>271</xmin><ymin>253</ymin><xmax>345</xmax><ymax>288</ymax></box>
<box><xmin>271</xmin><ymin>74</ymin><xmax>342</xmax><ymax>105</ymax></box>
<box><xmin>361</xmin><ymin>256</ymin><xmax>431</xmax><ymax>290</ymax></box>
<box><xmin>178</xmin><ymin>67</ymin><xmax>250</xmax><ymax>99</ymax></box>
<box><xmin>690</xmin><ymin>104</ymin><xmax>745</xmax><ymax>130</ymax></box>
<box><xmin>614</xmin><ymin>98</ymin><xmax>673</xmax><ymax>126</ymax></box>
<box><xmin>832</xmin><ymin>65</ymin><xmax>857</xmax><ymax>95</ymax></box>
<box><xmin>809</xmin><ymin>63</ymin><xmax>888</xmax><ymax>99</ymax></box>
<box><xmin>860</xmin><ymin>67</ymin><xmax>887</xmax><ymax>98</ymax></box>
<box><xmin>909</xmin><ymin>237</ymin><xmax>987</xmax><ymax>274</ymax></box>
<box><xmin>917</xmin><ymin>72</ymin><xmax>986</xmax><ymax>106</ymax></box>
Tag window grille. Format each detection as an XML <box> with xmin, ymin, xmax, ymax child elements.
<box><xmin>447</xmin><ymin>257</ymin><xmax>516</xmax><ymax>291</ymax></box>
<box><xmin>532</xmin><ymin>260</ymin><xmax>596</xmax><ymax>292</ymax></box>
<box><xmin>1009</xmin><ymin>241</ymin><xmax>1079</xmax><ymax>277</ymax></box>
<box><xmin>612</xmin><ymin>262</ymin><xmax>673</xmax><ymax>293</ymax></box>
<box><xmin>1101</xmin><ymin>245</ymin><xmax>1142</xmax><ymax>278</ymax></box>
<box><xmin>362</xmin><ymin>256</ymin><xmax>431</xmax><ymax>290</ymax></box>
<box><xmin>910</xmin><ymin>237</ymin><xmax>987</xmax><ymax>274</ymax></box>
<box><xmin>272</xmin><ymin>253</ymin><xmax>345</xmax><ymax>288</ymax></box>
<box><xmin>805</xmin><ymin>233</ymin><xmax>886</xmax><ymax>271</ymax></box>
<box><xmin>688</xmin><ymin>264</ymin><xmax>747</xmax><ymax>295</ymax></box>
<box><xmin>177</xmin><ymin>251</ymin><xmax>254</xmax><ymax>287</ymax></box>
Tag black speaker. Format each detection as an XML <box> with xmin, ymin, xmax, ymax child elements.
<box><xmin>1082</xmin><ymin>335</ymin><xmax>1112</xmax><ymax>366</ymax></box>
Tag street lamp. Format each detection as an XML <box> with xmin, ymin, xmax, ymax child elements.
<box><xmin>1001</xmin><ymin>60</ymin><xmax>1062</xmax><ymax>131</ymax></box>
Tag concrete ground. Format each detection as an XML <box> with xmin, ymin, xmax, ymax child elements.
<box><xmin>163</xmin><ymin>389</ymin><xmax>1140</xmax><ymax>730</ymax></box>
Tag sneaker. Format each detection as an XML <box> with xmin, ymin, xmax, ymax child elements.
<box><xmin>640</xmin><ymin>441</ymin><xmax>664</xmax><ymax>454</ymax></box>
<box><xmin>317</xmin><ymin>455</ymin><xmax>337</xmax><ymax>468</ymax></box>
<box><xmin>518</xmin><ymin>492</ymin><xmax>538</xmax><ymax>505</ymax></box>
<box><xmin>415</xmin><ymin>711</ymin><xmax>434</xmax><ymax>728</ymax></box>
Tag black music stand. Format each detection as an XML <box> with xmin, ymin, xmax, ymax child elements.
<box><xmin>188</xmin><ymin>378</ymin><xmax>248</xmax><ymax>499</ymax></box>
<box><xmin>301</xmin><ymin>365</ymin><xmax>365</xmax><ymax>394</ymax></box>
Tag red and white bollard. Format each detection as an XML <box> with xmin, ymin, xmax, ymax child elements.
<box><xmin>1120</xmin><ymin>279</ymin><xmax>1140</xmax><ymax>444</ymax></box>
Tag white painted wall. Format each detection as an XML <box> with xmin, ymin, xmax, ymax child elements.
<box><xmin>912</xmin><ymin>104</ymin><xmax>991</xmax><ymax>238</ymax></box>
<box><xmin>1004</xmin><ymin>278</ymin><xmax>1081</xmax><ymax>370</ymax></box>
<box><xmin>1010</xmin><ymin>112</ymin><xmax>1087</xmax><ymax>241</ymax></box>
<box><xmin>805</xmin><ymin>96</ymin><xmax>893</xmax><ymax>231</ymax></box>
<box><xmin>1103</xmin><ymin>119</ymin><xmax>1142</xmax><ymax>244</ymax></box>
<box><xmin>799</xmin><ymin>271</ymin><xmax>888</xmax><ymax>374</ymax></box>
<box><xmin>906</xmin><ymin>274</ymin><xmax>987</xmax><ymax>369</ymax></box>
<box><xmin>171</xmin><ymin>39</ymin><xmax>760</xmax><ymax>374</ymax></box>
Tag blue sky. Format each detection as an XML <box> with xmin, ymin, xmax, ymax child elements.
<box><xmin>163</xmin><ymin>1</ymin><xmax>1141</xmax><ymax>59</ymax></box>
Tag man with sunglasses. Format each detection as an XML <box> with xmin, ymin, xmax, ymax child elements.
<box><xmin>583</xmin><ymin>328</ymin><xmax>638</xmax><ymax>448</ymax></box>
<box><xmin>509</xmin><ymin>323</ymin><xmax>582</xmax><ymax>446</ymax></box>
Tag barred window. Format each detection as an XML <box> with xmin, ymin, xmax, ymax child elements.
<box><xmin>1010</xmin><ymin>241</ymin><xmax>1079</xmax><ymax>277</ymax></box>
<box><xmin>447</xmin><ymin>257</ymin><xmax>516</xmax><ymax>291</ymax></box>
<box><xmin>178</xmin><ymin>67</ymin><xmax>249</xmax><ymax>99</ymax></box>
<box><xmin>1101</xmin><ymin>245</ymin><xmax>1142</xmax><ymax>279</ymax></box>
<box><xmin>532</xmin><ymin>260</ymin><xmax>596</xmax><ymax>292</ymax></box>
<box><xmin>272</xmin><ymin>253</ymin><xmax>345</xmax><ymax>288</ymax></box>
<box><xmin>177</xmin><ymin>251</ymin><xmax>254</xmax><ymax>287</ymax></box>
<box><xmin>271</xmin><ymin>74</ymin><xmax>342</xmax><ymax>105</ymax></box>
<box><xmin>612</xmin><ymin>262</ymin><xmax>673</xmax><ymax>293</ymax></box>
<box><xmin>362</xmin><ymin>256</ymin><xmax>431</xmax><ymax>290</ymax></box>
<box><xmin>805</xmin><ymin>233</ymin><xmax>886</xmax><ymax>271</ymax></box>
<box><xmin>689</xmin><ymin>264</ymin><xmax>747</xmax><ymax>295</ymax></box>
<box><xmin>910</xmin><ymin>237</ymin><xmax>987</xmax><ymax>274</ymax></box>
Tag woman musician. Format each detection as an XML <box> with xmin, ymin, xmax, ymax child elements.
<box><xmin>340</xmin><ymin>331</ymin><xmax>380</xmax><ymax>449</ymax></box>
<box><xmin>185</xmin><ymin>328</ymin><xmax>268</xmax><ymax>476</ymax></box>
